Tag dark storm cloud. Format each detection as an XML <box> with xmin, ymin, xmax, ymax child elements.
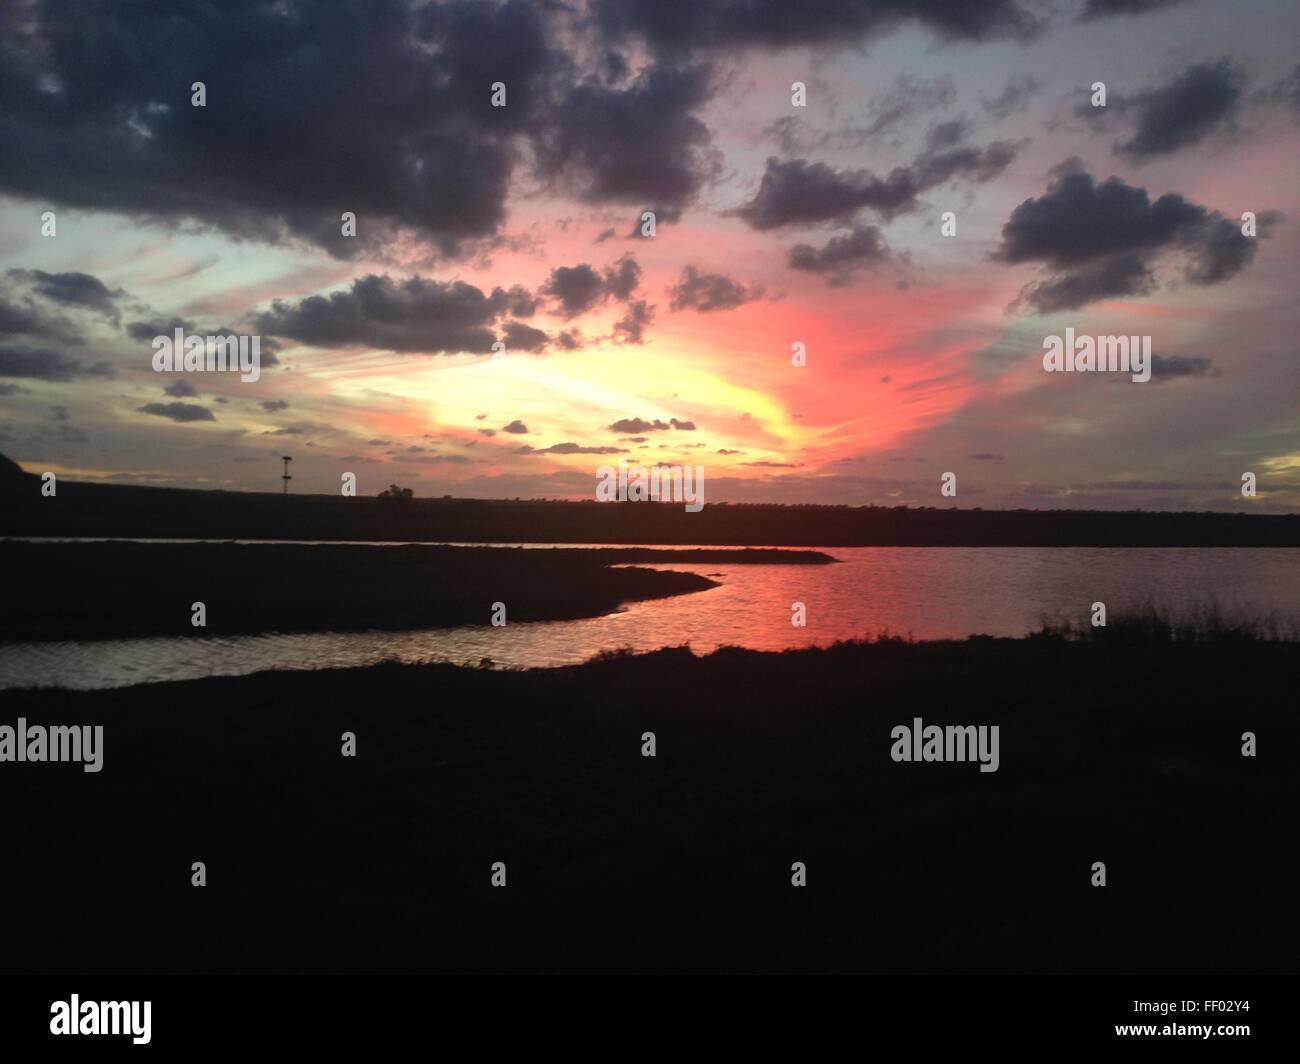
<box><xmin>788</xmin><ymin>225</ymin><xmax>893</xmax><ymax>286</ymax></box>
<box><xmin>667</xmin><ymin>266</ymin><xmax>763</xmax><ymax>312</ymax></box>
<box><xmin>501</xmin><ymin>321</ymin><xmax>549</xmax><ymax>352</ymax></box>
<box><xmin>736</xmin><ymin>158</ymin><xmax>916</xmax><ymax>229</ymax></box>
<box><xmin>509</xmin><ymin>287</ymin><xmax>541</xmax><ymax>318</ymax></box>
<box><xmin>126</xmin><ymin>318</ymin><xmax>196</xmax><ymax>343</ymax></box>
<box><xmin>912</xmin><ymin>119</ymin><xmax>1020</xmax><ymax>187</ymax></box>
<box><xmin>610</xmin><ymin>418</ymin><xmax>669</xmax><ymax>433</ymax></box>
<box><xmin>612</xmin><ymin>300</ymin><xmax>654</xmax><ymax>344</ymax></box>
<box><xmin>592</xmin><ymin>0</ymin><xmax>1042</xmax><ymax>52</ymax></box>
<box><xmin>1110</xmin><ymin>60</ymin><xmax>1245</xmax><ymax>160</ymax></box>
<box><xmin>137</xmin><ymin>401</ymin><xmax>215</xmax><ymax>423</ymax></box>
<box><xmin>736</xmin><ymin>125</ymin><xmax>1018</xmax><ymax>230</ymax></box>
<box><xmin>0</xmin><ymin>0</ymin><xmax>560</xmax><ymax>258</ymax></box>
<box><xmin>1150</xmin><ymin>354</ymin><xmax>1215</xmax><ymax>381</ymax></box>
<box><xmin>534</xmin><ymin>63</ymin><xmax>720</xmax><ymax>216</ymax></box>
<box><xmin>543</xmin><ymin>265</ymin><xmax>604</xmax><ymax>318</ymax></box>
<box><xmin>542</xmin><ymin>255</ymin><xmax>642</xmax><ymax>318</ymax></box>
<box><xmin>554</xmin><ymin>328</ymin><xmax>584</xmax><ymax>351</ymax></box>
<box><xmin>995</xmin><ymin>162</ymin><xmax>1277</xmax><ymax>312</ymax></box>
<box><xmin>0</xmin><ymin>1</ymin><xmax>1047</xmax><ymax>260</ymax></box>
<box><xmin>1013</xmin><ymin>254</ymin><xmax>1155</xmax><ymax>313</ymax></box>
<box><xmin>254</xmin><ymin>274</ymin><xmax>531</xmax><ymax>354</ymax></box>
<box><xmin>608</xmin><ymin>417</ymin><xmax>695</xmax><ymax>433</ymax></box>
<box><xmin>0</xmin><ymin>298</ymin><xmax>46</xmax><ymax>336</ymax></box>
<box><xmin>1080</xmin><ymin>0</ymin><xmax>1190</xmax><ymax>20</ymax></box>
<box><xmin>0</xmin><ymin>345</ymin><xmax>112</xmax><ymax>381</ymax></box>
<box><xmin>0</xmin><ymin>295</ymin><xmax>81</xmax><ymax>344</ymax></box>
<box><xmin>6</xmin><ymin>269</ymin><xmax>127</xmax><ymax>324</ymax></box>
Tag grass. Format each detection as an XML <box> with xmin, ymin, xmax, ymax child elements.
<box><xmin>1035</xmin><ymin>600</ymin><xmax>1297</xmax><ymax>643</ymax></box>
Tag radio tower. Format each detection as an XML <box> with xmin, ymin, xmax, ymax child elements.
<box><xmin>281</xmin><ymin>455</ymin><xmax>293</xmax><ymax>495</ymax></box>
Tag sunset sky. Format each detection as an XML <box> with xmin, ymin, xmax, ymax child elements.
<box><xmin>1</xmin><ymin>0</ymin><xmax>1297</xmax><ymax>510</ymax></box>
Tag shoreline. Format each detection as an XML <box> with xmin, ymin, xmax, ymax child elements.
<box><xmin>0</xmin><ymin>541</ymin><xmax>833</xmax><ymax>642</ymax></box>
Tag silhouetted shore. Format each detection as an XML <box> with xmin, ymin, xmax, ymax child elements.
<box><xmin>5</xmin><ymin>633</ymin><xmax>1296</xmax><ymax>973</ymax></box>
<box><xmin>2</xmin><ymin>471</ymin><xmax>1296</xmax><ymax>546</ymax></box>
<box><xmin>0</xmin><ymin>541</ymin><xmax>832</xmax><ymax>641</ymax></box>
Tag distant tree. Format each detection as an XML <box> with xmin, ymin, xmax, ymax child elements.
<box><xmin>377</xmin><ymin>484</ymin><xmax>415</xmax><ymax>507</ymax></box>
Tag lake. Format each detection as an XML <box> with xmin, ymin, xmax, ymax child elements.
<box><xmin>1</xmin><ymin>543</ymin><xmax>1296</xmax><ymax>690</ymax></box>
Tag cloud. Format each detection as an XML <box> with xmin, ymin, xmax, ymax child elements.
<box><xmin>0</xmin><ymin>345</ymin><xmax>113</xmax><ymax>381</ymax></box>
<box><xmin>612</xmin><ymin>300</ymin><xmax>654</xmax><ymax>344</ymax></box>
<box><xmin>736</xmin><ymin>125</ymin><xmax>1017</xmax><ymax>230</ymax></box>
<box><xmin>857</xmin><ymin>73</ymin><xmax>957</xmax><ymax>141</ymax></box>
<box><xmin>542</xmin><ymin>255</ymin><xmax>642</xmax><ymax>318</ymax></box>
<box><xmin>501</xmin><ymin>321</ymin><xmax>548</xmax><ymax>352</ymax></box>
<box><xmin>593</xmin><ymin>0</ymin><xmax>1042</xmax><ymax>52</ymax></box>
<box><xmin>995</xmin><ymin>162</ymin><xmax>1277</xmax><ymax>312</ymax></box>
<box><xmin>6</xmin><ymin>269</ymin><xmax>127</xmax><ymax>324</ymax></box>
<box><xmin>534</xmin><ymin>63</ymin><xmax>720</xmax><ymax>216</ymax></box>
<box><xmin>516</xmin><ymin>442</ymin><xmax>628</xmax><ymax>455</ymax></box>
<box><xmin>788</xmin><ymin>224</ymin><xmax>893</xmax><ymax>285</ymax></box>
<box><xmin>1013</xmin><ymin>254</ymin><xmax>1155</xmax><ymax>313</ymax></box>
<box><xmin>764</xmin><ymin>74</ymin><xmax>956</xmax><ymax>154</ymax></box>
<box><xmin>501</xmin><ymin>420</ymin><xmax>529</xmax><ymax>434</ymax></box>
<box><xmin>1080</xmin><ymin>0</ymin><xmax>1190</xmax><ymax>20</ymax></box>
<box><xmin>126</xmin><ymin>318</ymin><xmax>196</xmax><ymax>342</ymax></box>
<box><xmin>255</xmin><ymin>274</ymin><xmax>527</xmax><ymax>354</ymax></box>
<box><xmin>392</xmin><ymin>454</ymin><xmax>472</xmax><ymax>464</ymax></box>
<box><xmin>980</xmin><ymin>75</ymin><xmax>1041</xmax><ymax>119</ymax></box>
<box><xmin>260</xmin><ymin>399</ymin><xmax>290</xmax><ymax>412</ymax></box>
<box><xmin>0</xmin><ymin>294</ymin><xmax>83</xmax><ymax>344</ymax></box>
<box><xmin>1150</xmin><ymin>354</ymin><xmax>1215</xmax><ymax>381</ymax></box>
<box><xmin>165</xmin><ymin>379</ymin><xmax>198</xmax><ymax>398</ymax></box>
<box><xmin>735</xmin><ymin>157</ymin><xmax>917</xmax><ymax>229</ymax></box>
<box><xmin>543</xmin><ymin>265</ymin><xmax>605</xmax><ymax>318</ymax></box>
<box><xmin>137</xmin><ymin>401</ymin><xmax>215</xmax><ymax>423</ymax></box>
<box><xmin>609</xmin><ymin>418</ymin><xmax>669</xmax><ymax>433</ymax></box>
<box><xmin>1103</xmin><ymin>60</ymin><xmax>1246</xmax><ymax>160</ymax></box>
<box><xmin>0</xmin><ymin>0</ymin><xmax>567</xmax><ymax>258</ymax></box>
<box><xmin>667</xmin><ymin>266</ymin><xmax>763</xmax><ymax>312</ymax></box>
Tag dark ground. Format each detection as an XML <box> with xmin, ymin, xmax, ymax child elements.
<box><xmin>2</xmin><ymin>466</ymin><xmax>1296</xmax><ymax>546</ymax></box>
<box><xmin>4</xmin><ymin>635</ymin><xmax>1296</xmax><ymax>973</ymax></box>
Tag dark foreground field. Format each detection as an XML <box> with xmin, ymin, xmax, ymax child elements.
<box><xmin>4</xmin><ymin>634</ymin><xmax>1297</xmax><ymax>973</ymax></box>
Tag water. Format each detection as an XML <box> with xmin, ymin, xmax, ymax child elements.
<box><xmin>1</xmin><ymin>545</ymin><xmax>1296</xmax><ymax>690</ymax></box>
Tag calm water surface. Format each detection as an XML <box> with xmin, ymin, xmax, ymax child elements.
<box><xmin>1</xmin><ymin>543</ymin><xmax>1296</xmax><ymax>690</ymax></box>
